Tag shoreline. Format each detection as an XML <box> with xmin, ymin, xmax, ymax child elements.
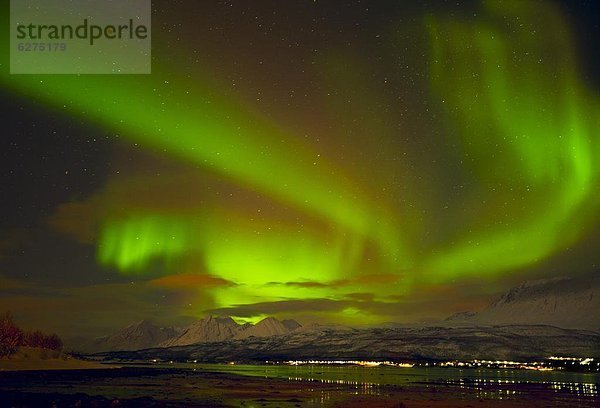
<box><xmin>0</xmin><ymin>354</ymin><xmax>119</xmax><ymax>372</ymax></box>
<box><xmin>0</xmin><ymin>365</ymin><xmax>598</xmax><ymax>407</ymax></box>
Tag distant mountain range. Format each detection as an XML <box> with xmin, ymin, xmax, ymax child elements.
<box><xmin>79</xmin><ymin>319</ymin><xmax>180</xmax><ymax>352</ymax></box>
<box><xmin>160</xmin><ymin>315</ymin><xmax>302</xmax><ymax>347</ymax></box>
<box><xmin>80</xmin><ymin>274</ymin><xmax>600</xmax><ymax>361</ymax></box>
<box><xmin>78</xmin><ymin>316</ymin><xmax>302</xmax><ymax>353</ymax></box>
<box><xmin>99</xmin><ymin>324</ymin><xmax>600</xmax><ymax>362</ymax></box>
<box><xmin>445</xmin><ymin>275</ymin><xmax>600</xmax><ymax>330</ymax></box>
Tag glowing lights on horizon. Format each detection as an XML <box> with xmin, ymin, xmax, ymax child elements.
<box><xmin>285</xmin><ymin>360</ymin><xmax>414</xmax><ymax>368</ymax></box>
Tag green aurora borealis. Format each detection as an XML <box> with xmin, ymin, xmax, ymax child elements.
<box><xmin>425</xmin><ymin>1</ymin><xmax>599</xmax><ymax>280</ymax></box>
<box><xmin>1</xmin><ymin>0</ymin><xmax>599</xmax><ymax>332</ymax></box>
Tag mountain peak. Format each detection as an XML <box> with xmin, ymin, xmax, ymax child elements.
<box><xmin>132</xmin><ymin>319</ymin><xmax>155</xmax><ymax>328</ymax></box>
<box><xmin>78</xmin><ymin>319</ymin><xmax>178</xmax><ymax>352</ymax></box>
<box><xmin>234</xmin><ymin>316</ymin><xmax>301</xmax><ymax>339</ymax></box>
<box><xmin>445</xmin><ymin>275</ymin><xmax>600</xmax><ymax>330</ymax></box>
<box><xmin>79</xmin><ymin>315</ymin><xmax>303</xmax><ymax>352</ymax></box>
<box><xmin>281</xmin><ymin>319</ymin><xmax>302</xmax><ymax>331</ymax></box>
<box><xmin>162</xmin><ymin>315</ymin><xmax>243</xmax><ymax>347</ymax></box>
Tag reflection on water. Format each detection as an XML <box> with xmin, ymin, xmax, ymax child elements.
<box><xmin>287</xmin><ymin>376</ymin><xmax>380</xmax><ymax>395</ymax></box>
<box><xmin>445</xmin><ymin>377</ymin><xmax>599</xmax><ymax>400</ymax></box>
<box><xmin>287</xmin><ymin>373</ymin><xmax>598</xmax><ymax>401</ymax></box>
<box><xmin>195</xmin><ymin>363</ymin><xmax>600</xmax><ymax>401</ymax></box>
<box><xmin>285</xmin><ymin>377</ymin><xmax>382</xmax><ymax>407</ymax></box>
<box><xmin>283</xmin><ymin>373</ymin><xmax>600</xmax><ymax>407</ymax></box>
<box><xmin>550</xmin><ymin>381</ymin><xmax>597</xmax><ymax>397</ymax></box>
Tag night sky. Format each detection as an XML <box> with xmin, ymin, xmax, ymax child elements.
<box><xmin>1</xmin><ymin>0</ymin><xmax>599</xmax><ymax>338</ymax></box>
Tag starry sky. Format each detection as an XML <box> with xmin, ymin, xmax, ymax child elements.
<box><xmin>1</xmin><ymin>0</ymin><xmax>599</xmax><ymax>338</ymax></box>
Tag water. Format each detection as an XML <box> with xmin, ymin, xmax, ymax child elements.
<box><xmin>2</xmin><ymin>362</ymin><xmax>599</xmax><ymax>407</ymax></box>
<box><xmin>189</xmin><ymin>363</ymin><xmax>599</xmax><ymax>399</ymax></box>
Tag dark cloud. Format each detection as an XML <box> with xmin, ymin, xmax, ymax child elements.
<box><xmin>268</xmin><ymin>281</ymin><xmax>329</xmax><ymax>288</ymax></box>
<box><xmin>268</xmin><ymin>274</ymin><xmax>405</xmax><ymax>289</ymax></box>
<box><xmin>207</xmin><ymin>299</ymin><xmax>354</xmax><ymax>318</ymax></box>
<box><xmin>344</xmin><ymin>293</ymin><xmax>375</xmax><ymax>302</ymax></box>
<box><xmin>149</xmin><ymin>273</ymin><xmax>237</xmax><ymax>290</ymax></box>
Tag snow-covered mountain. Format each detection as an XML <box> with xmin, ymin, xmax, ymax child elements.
<box><xmin>80</xmin><ymin>320</ymin><xmax>180</xmax><ymax>352</ymax></box>
<box><xmin>101</xmin><ymin>324</ymin><xmax>600</xmax><ymax>363</ymax></box>
<box><xmin>234</xmin><ymin>317</ymin><xmax>300</xmax><ymax>339</ymax></box>
<box><xmin>281</xmin><ymin>319</ymin><xmax>302</xmax><ymax>332</ymax></box>
<box><xmin>446</xmin><ymin>275</ymin><xmax>600</xmax><ymax>330</ymax></box>
<box><xmin>161</xmin><ymin>316</ymin><xmax>244</xmax><ymax>347</ymax></box>
<box><xmin>80</xmin><ymin>316</ymin><xmax>302</xmax><ymax>352</ymax></box>
<box><xmin>160</xmin><ymin>316</ymin><xmax>302</xmax><ymax>347</ymax></box>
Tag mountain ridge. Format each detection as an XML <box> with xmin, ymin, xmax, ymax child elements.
<box><xmin>78</xmin><ymin>320</ymin><xmax>180</xmax><ymax>352</ymax></box>
<box><xmin>78</xmin><ymin>316</ymin><xmax>302</xmax><ymax>352</ymax></box>
<box><xmin>445</xmin><ymin>275</ymin><xmax>600</xmax><ymax>330</ymax></box>
<box><xmin>98</xmin><ymin>324</ymin><xmax>600</xmax><ymax>362</ymax></box>
<box><xmin>75</xmin><ymin>275</ymin><xmax>600</xmax><ymax>354</ymax></box>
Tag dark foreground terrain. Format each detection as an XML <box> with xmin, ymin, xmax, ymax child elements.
<box><xmin>0</xmin><ymin>367</ymin><xmax>598</xmax><ymax>408</ymax></box>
